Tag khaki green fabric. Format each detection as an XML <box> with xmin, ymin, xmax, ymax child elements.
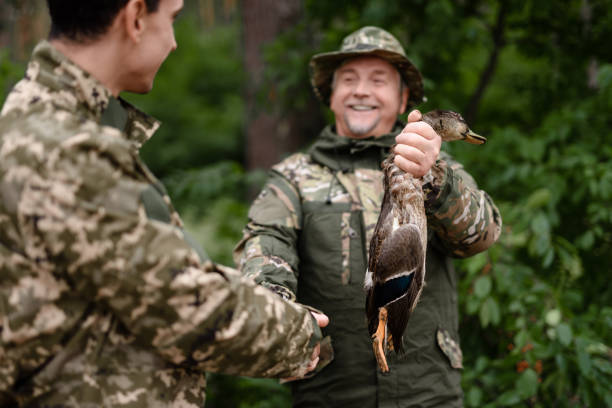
<box><xmin>0</xmin><ymin>41</ymin><xmax>321</xmax><ymax>407</ymax></box>
<box><xmin>235</xmin><ymin>124</ymin><xmax>502</xmax><ymax>407</ymax></box>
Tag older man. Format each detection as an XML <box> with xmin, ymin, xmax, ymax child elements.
<box><xmin>0</xmin><ymin>1</ymin><xmax>327</xmax><ymax>406</ymax></box>
<box><xmin>235</xmin><ymin>26</ymin><xmax>501</xmax><ymax>407</ymax></box>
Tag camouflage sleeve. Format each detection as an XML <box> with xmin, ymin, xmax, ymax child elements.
<box><xmin>11</xmin><ymin>133</ymin><xmax>320</xmax><ymax>379</ymax></box>
<box><xmin>422</xmin><ymin>152</ymin><xmax>502</xmax><ymax>257</ymax></box>
<box><xmin>234</xmin><ymin>170</ymin><xmax>302</xmax><ymax>302</ymax></box>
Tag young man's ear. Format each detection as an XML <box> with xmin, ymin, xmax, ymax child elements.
<box><xmin>123</xmin><ymin>0</ymin><xmax>148</xmax><ymax>43</ymax></box>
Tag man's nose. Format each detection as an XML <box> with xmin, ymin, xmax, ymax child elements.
<box><xmin>353</xmin><ymin>79</ymin><xmax>371</xmax><ymax>96</ymax></box>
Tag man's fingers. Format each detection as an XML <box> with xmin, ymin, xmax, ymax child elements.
<box><xmin>395</xmin><ymin>132</ymin><xmax>435</xmax><ymax>155</ymax></box>
<box><xmin>399</xmin><ymin>121</ymin><xmax>437</xmax><ymax>141</ymax></box>
<box><xmin>311</xmin><ymin>311</ymin><xmax>329</xmax><ymax>328</ymax></box>
<box><xmin>394</xmin><ymin>154</ymin><xmax>428</xmax><ymax>178</ymax></box>
<box><xmin>407</xmin><ymin>109</ymin><xmax>422</xmax><ymax>123</ymax></box>
<box><xmin>393</xmin><ymin>143</ymin><xmax>427</xmax><ymax>166</ymax></box>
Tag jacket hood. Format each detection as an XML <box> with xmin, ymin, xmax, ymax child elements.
<box><xmin>309</xmin><ymin>122</ymin><xmax>404</xmax><ymax>172</ymax></box>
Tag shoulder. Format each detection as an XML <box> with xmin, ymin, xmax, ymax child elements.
<box><xmin>1</xmin><ymin>60</ymin><xmax>79</xmax><ymax>118</ymax></box>
<box><xmin>271</xmin><ymin>152</ymin><xmax>329</xmax><ymax>186</ymax></box>
<box><xmin>0</xmin><ymin>103</ymin><xmax>134</xmax><ymax>176</ymax></box>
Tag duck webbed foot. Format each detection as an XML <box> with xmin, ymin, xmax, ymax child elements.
<box><xmin>372</xmin><ymin>307</ymin><xmax>390</xmax><ymax>373</ymax></box>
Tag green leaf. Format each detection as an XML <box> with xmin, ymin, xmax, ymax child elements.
<box><xmin>516</xmin><ymin>368</ymin><xmax>539</xmax><ymax>399</ymax></box>
<box><xmin>593</xmin><ymin>357</ymin><xmax>612</xmax><ymax>375</ymax></box>
<box><xmin>474</xmin><ymin>356</ymin><xmax>489</xmax><ymax>373</ymax></box>
<box><xmin>514</xmin><ymin>330</ymin><xmax>528</xmax><ymax>349</ymax></box>
<box><xmin>526</xmin><ymin>188</ymin><xmax>551</xmax><ymax>209</ymax></box>
<box><xmin>474</xmin><ymin>275</ymin><xmax>492</xmax><ymax>298</ymax></box>
<box><xmin>496</xmin><ymin>391</ymin><xmax>521</xmax><ymax>406</ymax></box>
<box><xmin>556</xmin><ymin>353</ymin><xmax>568</xmax><ymax>375</ymax></box>
<box><xmin>586</xmin><ymin>342</ymin><xmax>609</xmax><ymax>355</ymax></box>
<box><xmin>545</xmin><ymin>309</ymin><xmax>561</xmax><ymax>326</ymax></box>
<box><xmin>464</xmin><ymin>252</ymin><xmax>489</xmax><ymax>277</ymax></box>
<box><xmin>466</xmin><ymin>386</ymin><xmax>483</xmax><ymax>407</ymax></box>
<box><xmin>479</xmin><ymin>300</ymin><xmax>490</xmax><ymax>327</ymax></box>
<box><xmin>576</xmin><ymin>338</ymin><xmax>593</xmax><ymax>377</ymax></box>
<box><xmin>556</xmin><ymin>323</ymin><xmax>573</xmax><ymax>346</ymax></box>
<box><xmin>466</xmin><ymin>296</ymin><xmax>481</xmax><ymax>315</ymax></box>
<box><xmin>479</xmin><ymin>297</ymin><xmax>501</xmax><ymax>327</ymax></box>
<box><xmin>576</xmin><ymin>230</ymin><xmax>595</xmax><ymax>250</ymax></box>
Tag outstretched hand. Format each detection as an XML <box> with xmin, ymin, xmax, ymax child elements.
<box><xmin>306</xmin><ymin>312</ymin><xmax>329</xmax><ymax>372</ymax></box>
<box><xmin>282</xmin><ymin>311</ymin><xmax>329</xmax><ymax>382</ymax></box>
<box><xmin>393</xmin><ymin>109</ymin><xmax>442</xmax><ymax>178</ymax></box>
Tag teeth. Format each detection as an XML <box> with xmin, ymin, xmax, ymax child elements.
<box><xmin>351</xmin><ymin>105</ymin><xmax>375</xmax><ymax>111</ymax></box>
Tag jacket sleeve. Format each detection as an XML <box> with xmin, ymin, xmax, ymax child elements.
<box><xmin>234</xmin><ymin>170</ymin><xmax>302</xmax><ymax>303</ymax></box>
<box><xmin>12</xmin><ymin>132</ymin><xmax>320</xmax><ymax>379</ymax></box>
<box><xmin>422</xmin><ymin>151</ymin><xmax>502</xmax><ymax>258</ymax></box>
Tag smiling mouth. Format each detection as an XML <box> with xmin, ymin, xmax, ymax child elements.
<box><xmin>349</xmin><ymin>104</ymin><xmax>378</xmax><ymax>111</ymax></box>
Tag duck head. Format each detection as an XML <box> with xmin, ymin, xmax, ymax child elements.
<box><xmin>422</xmin><ymin>110</ymin><xmax>487</xmax><ymax>144</ymax></box>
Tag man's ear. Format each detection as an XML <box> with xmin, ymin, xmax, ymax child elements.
<box><xmin>399</xmin><ymin>84</ymin><xmax>410</xmax><ymax>115</ymax></box>
<box><xmin>123</xmin><ymin>0</ymin><xmax>148</xmax><ymax>43</ymax></box>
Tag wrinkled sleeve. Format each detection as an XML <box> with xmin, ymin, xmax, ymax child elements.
<box><xmin>234</xmin><ymin>170</ymin><xmax>302</xmax><ymax>303</ymax></box>
<box><xmin>422</xmin><ymin>151</ymin><xmax>502</xmax><ymax>258</ymax></box>
<box><xmin>17</xmin><ymin>137</ymin><xmax>320</xmax><ymax>379</ymax></box>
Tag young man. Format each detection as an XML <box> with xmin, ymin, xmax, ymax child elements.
<box><xmin>0</xmin><ymin>1</ymin><xmax>327</xmax><ymax>406</ymax></box>
<box><xmin>235</xmin><ymin>26</ymin><xmax>502</xmax><ymax>407</ymax></box>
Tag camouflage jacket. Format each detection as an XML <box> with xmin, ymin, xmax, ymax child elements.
<box><xmin>0</xmin><ymin>41</ymin><xmax>322</xmax><ymax>407</ymax></box>
<box><xmin>235</xmin><ymin>124</ymin><xmax>502</xmax><ymax>407</ymax></box>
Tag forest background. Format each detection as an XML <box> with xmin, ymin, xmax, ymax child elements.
<box><xmin>1</xmin><ymin>0</ymin><xmax>611</xmax><ymax>407</ymax></box>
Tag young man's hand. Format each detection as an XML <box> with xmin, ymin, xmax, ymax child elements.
<box><xmin>282</xmin><ymin>311</ymin><xmax>329</xmax><ymax>381</ymax></box>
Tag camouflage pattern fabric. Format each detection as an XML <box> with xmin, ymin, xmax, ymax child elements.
<box><xmin>235</xmin><ymin>124</ymin><xmax>501</xmax><ymax>407</ymax></box>
<box><xmin>0</xmin><ymin>41</ymin><xmax>321</xmax><ymax>407</ymax></box>
<box><xmin>437</xmin><ymin>329</ymin><xmax>464</xmax><ymax>369</ymax></box>
<box><xmin>309</xmin><ymin>26</ymin><xmax>425</xmax><ymax>108</ymax></box>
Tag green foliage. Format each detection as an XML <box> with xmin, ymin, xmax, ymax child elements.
<box><xmin>0</xmin><ymin>49</ymin><xmax>25</xmax><ymax>107</ymax></box>
<box><xmin>205</xmin><ymin>374</ymin><xmax>291</xmax><ymax>408</ymax></box>
<box><xmin>457</xmin><ymin>69</ymin><xmax>612</xmax><ymax>406</ymax></box>
<box><xmin>165</xmin><ymin>161</ymin><xmax>266</xmax><ymax>265</ymax></box>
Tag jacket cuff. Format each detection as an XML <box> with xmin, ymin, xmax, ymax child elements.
<box><xmin>299</xmin><ymin>303</ymin><xmax>325</xmax><ymax>348</ymax></box>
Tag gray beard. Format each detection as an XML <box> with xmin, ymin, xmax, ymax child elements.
<box><xmin>344</xmin><ymin>112</ymin><xmax>380</xmax><ymax>137</ymax></box>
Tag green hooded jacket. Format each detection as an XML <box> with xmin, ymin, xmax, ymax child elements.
<box><xmin>235</xmin><ymin>124</ymin><xmax>502</xmax><ymax>407</ymax></box>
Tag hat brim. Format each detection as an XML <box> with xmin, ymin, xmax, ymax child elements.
<box><xmin>309</xmin><ymin>48</ymin><xmax>424</xmax><ymax>109</ymax></box>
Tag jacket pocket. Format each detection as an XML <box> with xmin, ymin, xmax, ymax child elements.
<box><xmin>300</xmin><ymin>201</ymin><xmax>352</xmax><ymax>286</ymax></box>
<box><xmin>436</xmin><ymin>328</ymin><xmax>463</xmax><ymax>369</ymax></box>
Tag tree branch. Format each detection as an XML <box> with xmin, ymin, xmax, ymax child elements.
<box><xmin>464</xmin><ymin>0</ymin><xmax>508</xmax><ymax>125</ymax></box>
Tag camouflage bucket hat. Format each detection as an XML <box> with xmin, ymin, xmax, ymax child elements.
<box><xmin>309</xmin><ymin>26</ymin><xmax>424</xmax><ymax>108</ymax></box>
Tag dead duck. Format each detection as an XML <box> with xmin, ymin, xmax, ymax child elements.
<box><xmin>365</xmin><ymin>110</ymin><xmax>486</xmax><ymax>373</ymax></box>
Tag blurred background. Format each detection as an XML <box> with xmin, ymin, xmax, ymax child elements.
<box><xmin>1</xmin><ymin>0</ymin><xmax>611</xmax><ymax>406</ymax></box>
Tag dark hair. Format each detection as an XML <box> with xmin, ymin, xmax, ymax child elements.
<box><xmin>47</xmin><ymin>0</ymin><xmax>160</xmax><ymax>42</ymax></box>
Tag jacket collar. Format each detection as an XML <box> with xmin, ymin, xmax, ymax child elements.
<box><xmin>309</xmin><ymin>122</ymin><xmax>404</xmax><ymax>172</ymax></box>
<box><xmin>28</xmin><ymin>41</ymin><xmax>160</xmax><ymax>147</ymax></box>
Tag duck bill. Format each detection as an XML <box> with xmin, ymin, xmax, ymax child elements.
<box><xmin>464</xmin><ymin>130</ymin><xmax>487</xmax><ymax>144</ymax></box>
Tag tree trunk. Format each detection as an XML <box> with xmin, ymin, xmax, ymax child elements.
<box><xmin>241</xmin><ymin>0</ymin><xmax>323</xmax><ymax>171</ymax></box>
<box><xmin>1</xmin><ymin>0</ymin><xmax>50</xmax><ymax>60</ymax></box>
